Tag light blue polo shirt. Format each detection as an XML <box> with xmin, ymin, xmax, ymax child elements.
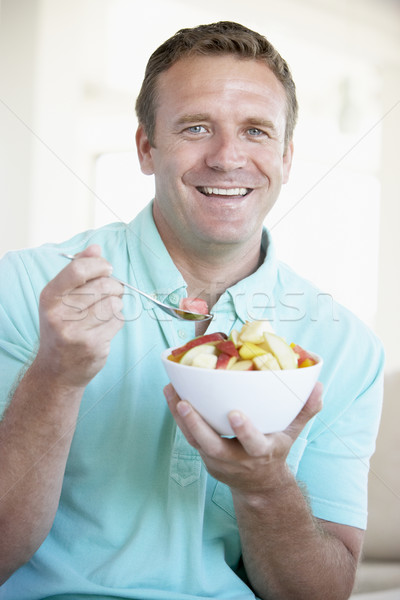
<box><xmin>0</xmin><ymin>202</ymin><xmax>384</xmax><ymax>599</ymax></box>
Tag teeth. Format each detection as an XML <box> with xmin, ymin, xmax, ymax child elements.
<box><xmin>200</xmin><ymin>187</ymin><xmax>249</xmax><ymax>196</ymax></box>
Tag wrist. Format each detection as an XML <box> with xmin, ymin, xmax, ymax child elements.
<box><xmin>28</xmin><ymin>354</ymin><xmax>87</xmax><ymax>398</ymax></box>
<box><xmin>231</xmin><ymin>464</ymin><xmax>296</xmax><ymax>508</ymax></box>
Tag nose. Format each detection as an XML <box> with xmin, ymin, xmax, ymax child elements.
<box><xmin>205</xmin><ymin>133</ymin><xmax>247</xmax><ymax>171</ymax></box>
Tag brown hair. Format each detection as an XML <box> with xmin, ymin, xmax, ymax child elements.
<box><xmin>135</xmin><ymin>21</ymin><xmax>298</xmax><ymax>150</ymax></box>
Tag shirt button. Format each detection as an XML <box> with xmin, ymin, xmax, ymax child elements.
<box><xmin>178</xmin><ymin>329</ymin><xmax>187</xmax><ymax>339</ymax></box>
<box><xmin>169</xmin><ymin>293</ymin><xmax>179</xmax><ymax>305</ymax></box>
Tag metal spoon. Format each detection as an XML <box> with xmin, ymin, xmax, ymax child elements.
<box><xmin>59</xmin><ymin>253</ymin><xmax>213</xmax><ymax>322</ymax></box>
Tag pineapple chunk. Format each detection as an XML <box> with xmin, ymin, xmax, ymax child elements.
<box><xmin>239</xmin><ymin>342</ymin><xmax>267</xmax><ymax>360</ymax></box>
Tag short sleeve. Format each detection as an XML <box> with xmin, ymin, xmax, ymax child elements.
<box><xmin>296</xmin><ymin>338</ymin><xmax>385</xmax><ymax>529</ymax></box>
<box><xmin>0</xmin><ymin>251</ymin><xmax>41</xmax><ymax>415</ymax></box>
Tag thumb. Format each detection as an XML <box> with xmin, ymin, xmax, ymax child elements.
<box><xmin>74</xmin><ymin>244</ymin><xmax>103</xmax><ymax>258</ymax></box>
<box><xmin>285</xmin><ymin>381</ymin><xmax>323</xmax><ymax>440</ymax></box>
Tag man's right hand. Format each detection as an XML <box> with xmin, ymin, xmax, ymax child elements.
<box><xmin>35</xmin><ymin>244</ymin><xmax>125</xmax><ymax>389</ymax></box>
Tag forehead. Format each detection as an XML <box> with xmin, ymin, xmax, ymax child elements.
<box><xmin>155</xmin><ymin>54</ymin><xmax>287</xmax><ymax>123</ymax></box>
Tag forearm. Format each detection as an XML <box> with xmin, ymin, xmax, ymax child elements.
<box><xmin>0</xmin><ymin>359</ymin><xmax>84</xmax><ymax>583</ymax></box>
<box><xmin>232</xmin><ymin>470</ymin><xmax>358</xmax><ymax>600</ymax></box>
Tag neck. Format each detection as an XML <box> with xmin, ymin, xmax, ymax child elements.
<box><xmin>152</xmin><ymin>205</ymin><xmax>265</xmax><ymax>311</ymax></box>
<box><xmin>175</xmin><ymin>244</ymin><xmax>264</xmax><ymax>308</ymax></box>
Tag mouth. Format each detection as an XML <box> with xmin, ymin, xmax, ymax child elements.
<box><xmin>197</xmin><ymin>186</ymin><xmax>252</xmax><ymax>197</ymax></box>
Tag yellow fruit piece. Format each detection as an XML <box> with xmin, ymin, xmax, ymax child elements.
<box><xmin>239</xmin><ymin>342</ymin><xmax>267</xmax><ymax>360</ymax></box>
<box><xmin>229</xmin><ymin>360</ymin><xmax>254</xmax><ymax>371</ymax></box>
<box><xmin>253</xmin><ymin>353</ymin><xmax>281</xmax><ymax>371</ymax></box>
<box><xmin>263</xmin><ymin>332</ymin><xmax>298</xmax><ymax>370</ymax></box>
<box><xmin>298</xmin><ymin>358</ymin><xmax>315</xmax><ymax>368</ymax></box>
<box><xmin>239</xmin><ymin>320</ymin><xmax>274</xmax><ymax>344</ymax></box>
<box><xmin>228</xmin><ymin>329</ymin><xmax>241</xmax><ymax>348</ymax></box>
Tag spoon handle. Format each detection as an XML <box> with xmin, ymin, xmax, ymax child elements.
<box><xmin>58</xmin><ymin>253</ymin><xmax>213</xmax><ymax>322</ymax></box>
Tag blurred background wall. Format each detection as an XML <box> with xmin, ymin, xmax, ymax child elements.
<box><xmin>1</xmin><ymin>0</ymin><xmax>400</xmax><ymax>373</ymax></box>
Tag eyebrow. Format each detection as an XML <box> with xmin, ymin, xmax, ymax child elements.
<box><xmin>246</xmin><ymin>117</ymin><xmax>277</xmax><ymax>132</ymax></box>
<box><xmin>175</xmin><ymin>114</ymin><xmax>211</xmax><ymax>126</ymax></box>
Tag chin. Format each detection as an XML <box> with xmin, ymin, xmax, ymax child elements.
<box><xmin>196</xmin><ymin>226</ymin><xmax>256</xmax><ymax>247</ymax></box>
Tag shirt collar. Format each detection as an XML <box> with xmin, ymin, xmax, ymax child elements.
<box><xmin>215</xmin><ymin>229</ymin><xmax>278</xmax><ymax>324</ymax></box>
<box><xmin>125</xmin><ymin>203</ymin><xmax>278</xmax><ymax>321</ymax></box>
<box><xmin>125</xmin><ymin>201</ymin><xmax>187</xmax><ymax>313</ymax></box>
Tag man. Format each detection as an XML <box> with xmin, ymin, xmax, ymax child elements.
<box><xmin>0</xmin><ymin>21</ymin><xmax>384</xmax><ymax>600</ymax></box>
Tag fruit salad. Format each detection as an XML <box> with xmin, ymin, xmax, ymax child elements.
<box><xmin>167</xmin><ymin>321</ymin><xmax>318</xmax><ymax>371</ymax></box>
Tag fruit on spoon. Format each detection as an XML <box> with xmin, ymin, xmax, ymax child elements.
<box><xmin>179</xmin><ymin>297</ymin><xmax>209</xmax><ymax>315</ymax></box>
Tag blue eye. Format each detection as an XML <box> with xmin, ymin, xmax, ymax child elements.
<box><xmin>248</xmin><ymin>128</ymin><xmax>264</xmax><ymax>136</ymax></box>
<box><xmin>187</xmin><ymin>125</ymin><xmax>206</xmax><ymax>134</ymax></box>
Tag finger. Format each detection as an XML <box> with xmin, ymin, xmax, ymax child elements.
<box><xmin>47</xmin><ymin>250</ymin><xmax>113</xmax><ymax>298</ymax></box>
<box><xmin>227</xmin><ymin>411</ymin><xmax>275</xmax><ymax>457</ymax></box>
<box><xmin>60</xmin><ymin>276</ymin><xmax>124</xmax><ymax>314</ymax></box>
<box><xmin>86</xmin><ymin>299</ymin><xmax>125</xmax><ymax>336</ymax></box>
<box><xmin>63</xmin><ymin>256</ymin><xmax>113</xmax><ymax>290</ymax></box>
<box><xmin>46</xmin><ymin>296</ymin><xmax>124</xmax><ymax>348</ymax></box>
<box><xmin>89</xmin><ymin>295</ymin><xmax>125</xmax><ymax>328</ymax></box>
<box><xmin>164</xmin><ymin>384</ymin><xmax>199</xmax><ymax>447</ymax></box>
<box><xmin>73</xmin><ymin>294</ymin><xmax>124</xmax><ymax>330</ymax></box>
<box><xmin>45</xmin><ymin>277</ymin><xmax>124</xmax><ymax>333</ymax></box>
<box><xmin>285</xmin><ymin>381</ymin><xmax>323</xmax><ymax>440</ymax></box>
<box><xmin>74</xmin><ymin>244</ymin><xmax>103</xmax><ymax>258</ymax></box>
<box><xmin>164</xmin><ymin>384</ymin><xmax>224</xmax><ymax>453</ymax></box>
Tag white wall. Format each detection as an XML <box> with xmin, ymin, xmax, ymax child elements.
<box><xmin>1</xmin><ymin>0</ymin><xmax>400</xmax><ymax>371</ymax></box>
<box><xmin>0</xmin><ymin>0</ymin><xmax>39</xmax><ymax>250</ymax></box>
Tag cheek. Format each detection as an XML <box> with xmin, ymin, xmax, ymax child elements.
<box><xmin>155</xmin><ymin>143</ymin><xmax>194</xmax><ymax>175</ymax></box>
<box><xmin>253</xmin><ymin>149</ymin><xmax>284</xmax><ymax>182</ymax></box>
<box><xmin>153</xmin><ymin>157</ymin><xmax>190</xmax><ymax>200</ymax></box>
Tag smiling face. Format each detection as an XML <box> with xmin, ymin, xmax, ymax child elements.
<box><xmin>136</xmin><ymin>54</ymin><xmax>293</xmax><ymax>256</ymax></box>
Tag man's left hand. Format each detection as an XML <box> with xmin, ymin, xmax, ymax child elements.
<box><xmin>164</xmin><ymin>382</ymin><xmax>323</xmax><ymax>495</ymax></box>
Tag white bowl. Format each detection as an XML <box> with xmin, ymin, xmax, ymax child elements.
<box><xmin>161</xmin><ymin>348</ymin><xmax>323</xmax><ymax>435</ymax></box>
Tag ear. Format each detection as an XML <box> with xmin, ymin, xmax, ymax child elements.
<box><xmin>136</xmin><ymin>125</ymin><xmax>155</xmax><ymax>175</ymax></box>
<box><xmin>282</xmin><ymin>140</ymin><xmax>294</xmax><ymax>184</ymax></box>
